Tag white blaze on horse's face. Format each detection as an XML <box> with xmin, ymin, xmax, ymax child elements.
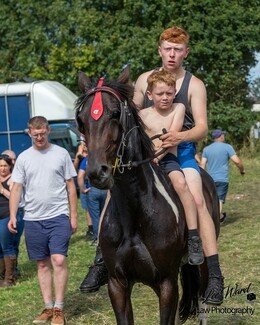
<box><xmin>150</xmin><ymin>165</ymin><xmax>179</xmax><ymax>223</ymax></box>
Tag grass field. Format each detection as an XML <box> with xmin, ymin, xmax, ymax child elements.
<box><xmin>0</xmin><ymin>156</ymin><xmax>259</xmax><ymax>325</ymax></box>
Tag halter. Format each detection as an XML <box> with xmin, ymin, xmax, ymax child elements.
<box><xmin>84</xmin><ymin>78</ymin><xmax>167</xmax><ymax>174</ymax></box>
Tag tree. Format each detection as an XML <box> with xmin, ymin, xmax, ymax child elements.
<box><xmin>0</xmin><ymin>0</ymin><xmax>259</xmax><ymax>146</ymax></box>
<box><xmin>249</xmin><ymin>77</ymin><xmax>260</xmax><ymax>101</ymax></box>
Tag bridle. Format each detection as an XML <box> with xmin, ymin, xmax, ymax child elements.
<box><xmin>82</xmin><ymin>77</ymin><xmax>166</xmax><ymax>174</ymax></box>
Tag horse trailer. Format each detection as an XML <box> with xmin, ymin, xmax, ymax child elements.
<box><xmin>0</xmin><ymin>80</ymin><xmax>80</xmax><ymax>158</ymax></box>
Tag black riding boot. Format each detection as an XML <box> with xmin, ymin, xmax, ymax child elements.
<box><xmin>79</xmin><ymin>246</ymin><xmax>108</xmax><ymax>293</ymax></box>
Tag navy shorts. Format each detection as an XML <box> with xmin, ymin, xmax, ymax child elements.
<box><xmin>24</xmin><ymin>214</ymin><xmax>72</xmax><ymax>261</ymax></box>
<box><xmin>159</xmin><ymin>153</ymin><xmax>183</xmax><ymax>174</ymax></box>
<box><xmin>214</xmin><ymin>182</ymin><xmax>229</xmax><ymax>203</ymax></box>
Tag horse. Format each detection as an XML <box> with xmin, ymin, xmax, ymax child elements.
<box><xmin>75</xmin><ymin>67</ymin><xmax>220</xmax><ymax>325</ymax></box>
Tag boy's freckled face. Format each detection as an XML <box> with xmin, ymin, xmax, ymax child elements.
<box><xmin>148</xmin><ymin>82</ymin><xmax>176</xmax><ymax>111</ymax></box>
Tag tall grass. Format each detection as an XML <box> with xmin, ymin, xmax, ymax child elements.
<box><xmin>0</xmin><ymin>156</ymin><xmax>259</xmax><ymax>325</ymax></box>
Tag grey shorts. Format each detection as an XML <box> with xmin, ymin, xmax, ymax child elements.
<box><xmin>24</xmin><ymin>214</ymin><xmax>72</xmax><ymax>261</ymax></box>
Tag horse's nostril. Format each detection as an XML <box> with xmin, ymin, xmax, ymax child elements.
<box><xmin>100</xmin><ymin>165</ymin><xmax>111</xmax><ymax>177</ymax></box>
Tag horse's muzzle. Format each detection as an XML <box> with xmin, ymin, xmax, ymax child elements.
<box><xmin>87</xmin><ymin>164</ymin><xmax>114</xmax><ymax>190</ymax></box>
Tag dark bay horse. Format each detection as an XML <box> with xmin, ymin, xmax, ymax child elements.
<box><xmin>76</xmin><ymin>68</ymin><xmax>220</xmax><ymax>325</ymax></box>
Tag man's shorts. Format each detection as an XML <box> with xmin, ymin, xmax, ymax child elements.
<box><xmin>214</xmin><ymin>182</ymin><xmax>229</xmax><ymax>203</ymax></box>
<box><xmin>24</xmin><ymin>214</ymin><xmax>72</xmax><ymax>261</ymax></box>
<box><xmin>159</xmin><ymin>153</ymin><xmax>183</xmax><ymax>174</ymax></box>
<box><xmin>177</xmin><ymin>142</ymin><xmax>200</xmax><ymax>173</ymax></box>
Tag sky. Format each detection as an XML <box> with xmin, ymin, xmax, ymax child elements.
<box><xmin>249</xmin><ymin>52</ymin><xmax>260</xmax><ymax>81</ymax></box>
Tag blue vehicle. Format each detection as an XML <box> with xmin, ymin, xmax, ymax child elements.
<box><xmin>0</xmin><ymin>80</ymin><xmax>80</xmax><ymax>158</ymax></box>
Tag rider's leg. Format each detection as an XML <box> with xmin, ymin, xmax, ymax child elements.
<box><xmin>168</xmin><ymin>170</ymin><xmax>204</xmax><ymax>265</ymax></box>
<box><xmin>183</xmin><ymin>168</ymin><xmax>224</xmax><ymax>305</ymax></box>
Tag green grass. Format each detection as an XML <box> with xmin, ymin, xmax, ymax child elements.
<box><xmin>0</xmin><ymin>156</ymin><xmax>259</xmax><ymax>325</ymax></box>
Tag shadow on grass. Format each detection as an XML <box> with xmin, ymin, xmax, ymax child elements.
<box><xmin>65</xmin><ymin>285</ymin><xmax>114</xmax><ymax>324</ymax></box>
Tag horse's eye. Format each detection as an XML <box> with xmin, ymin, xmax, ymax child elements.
<box><xmin>110</xmin><ymin>110</ymin><xmax>120</xmax><ymax>119</ymax></box>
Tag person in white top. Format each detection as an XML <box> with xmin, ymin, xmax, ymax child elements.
<box><xmin>8</xmin><ymin>116</ymin><xmax>77</xmax><ymax>325</ymax></box>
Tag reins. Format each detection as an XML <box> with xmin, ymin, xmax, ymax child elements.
<box><xmin>112</xmin><ymin>127</ymin><xmax>167</xmax><ymax>174</ymax></box>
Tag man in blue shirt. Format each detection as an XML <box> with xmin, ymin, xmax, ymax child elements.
<box><xmin>201</xmin><ymin>130</ymin><xmax>245</xmax><ymax>223</ymax></box>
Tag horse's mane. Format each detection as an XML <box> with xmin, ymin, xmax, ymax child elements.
<box><xmin>75</xmin><ymin>77</ymin><xmax>155</xmax><ymax>159</ymax></box>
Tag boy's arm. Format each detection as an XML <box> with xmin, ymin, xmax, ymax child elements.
<box><xmin>154</xmin><ymin>103</ymin><xmax>185</xmax><ymax>162</ymax></box>
<box><xmin>160</xmin><ymin>77</ymin><xmax>208</xmax><ymax>147</ymax></box>
<box><xmin>168</xmin><ymin>103</ymin><xmax>185</xmax><ymax>133</ymax></box>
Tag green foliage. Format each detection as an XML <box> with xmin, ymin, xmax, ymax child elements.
<box><xmin>0</xmin><ymin>0</ymin><xmax>259</xmax><ymax>143</ymax></box>
<box><xmin>208</xmin><ymin>101</ymin><xmax>255</xmax><ymax>149</ymax></box>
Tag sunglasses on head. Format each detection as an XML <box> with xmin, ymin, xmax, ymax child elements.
<box><xmin>0</xmin><ymin>154</ymin><xmax>13</xmax><ymax>164</ymax></box>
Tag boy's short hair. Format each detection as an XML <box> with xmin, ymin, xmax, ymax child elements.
<box><xmin>159</xmin><ymin>26</ymin><xmax>189</xmax><ymax>46</ymax></box>
<box><xmin>28</xmin><ymin>116</ymin><xmax>49</xmax><ymax>130</ymax></box>
<box><xmin>147</xmin><ymin>69</ymin><xmax>176</xmax><ymax>92</ymax></box>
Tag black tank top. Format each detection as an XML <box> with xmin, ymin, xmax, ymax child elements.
<box><xmin>144</xmin><ymin>70</ymin><xmax>194</xmax><ymax>131</ymax></box>
<box><xmin>0</xmin><ymin>176</ymin><xmax>11</xmax><ymax>218</ymax></box>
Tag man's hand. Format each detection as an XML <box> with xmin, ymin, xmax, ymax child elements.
<box><xmin>70</xmin><ymin>217</ymin><xmax>78</xmax><ymax>234</ymax></box>
<box><xmin>160</xmin><ymin>130</ymin><xmax>182</xmax><ymax>148</ymax></box>
<box><xmin>8</xmin><ymin>217</ymin><xmax>18</xmax><ymax>234</ymax></box>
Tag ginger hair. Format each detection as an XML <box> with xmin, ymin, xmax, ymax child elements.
<box><xmin>147</xmin><ymin>69</ymin><xmax>176</xmax><ymax>92</ymax></box>
<box><xmin>159</xmin><ymin>26</ymin><xmax>189</xmax><ymax>46</ymax></box>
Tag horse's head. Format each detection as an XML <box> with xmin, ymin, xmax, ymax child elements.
<box><xmin>75</xmin><ymin>67</ymin><xmax>154</xmax><ymax>189</ymax></box>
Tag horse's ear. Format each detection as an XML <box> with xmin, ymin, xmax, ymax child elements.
<box><xmin>117</xmin><ymin>64</ymin><xmax>131</xmax><ymax>84</ymax></box>
<box><xmin>78</xmin><ymin>71</ymin><xmax>92</xmax><ymax>93</ymax></box>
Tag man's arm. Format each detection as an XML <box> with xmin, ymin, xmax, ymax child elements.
<box><xmin>230</xmin><ymin>155</ymin><xmax>245</xmax><ymax>175</ymax></box>
<box><xmin>200</xmin><ymin>157</ymin><xmax>207</xmax><ymax>170</ymax></box>
<box><xmin>8</xmin><ymin>182</ymin><xmax>23</xmax><ymax>233</ymax></box>
<box><xmin>133</xmin><ymin>70</ymin><xmax>153</xmax><ymax>110</ymax></box>
<box><xmin>77</xmin><ymin>169</ymin><xmax>90</xmax><ymax>193</ymax></box>
<box><xmin>160</xmin><ymin>76</ymin><xmax>208</xmax><ymax>147</ymax></box>
<box><xmin>66</xmin><ymin>178</ymin><xmax>78</xmax><ymax>233</ymax></box>
<box><xmin>73</xmin><ymin>143</ymin><xmax>85</xmax><ymax>169</ymax></box>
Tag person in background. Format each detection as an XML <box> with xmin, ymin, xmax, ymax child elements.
<box><xmin>201</xmin><ymin>129</ymin><xmax>245</xmax><ymax>223</ymax></box>
<box><xmin>74</xmin><ymin>141</ymin><xmax>94</xmax><ymax>241</ymax></box>
<box><xmin>133</xmin><ymin>25</ymin><xmax>224</xmax><ymax>305</ymax></box>
<box><xmin>0</xmin><ymin>154</ymin><xmax>16</xmax><ymax>287</ymax></box>
<box><xmin>8</xmin><ymin>116</ymin><xmax>77</xmax><ymax>325</ymax></box>
<box><xmin>78</xmin><ymin>156</ymin><xmax>108</xmax><ymax>292</ymax></box>
<box><xmin>2</xmin><ymin>150</ymin><xmax>25</xmax><ymax>279</ymax></box>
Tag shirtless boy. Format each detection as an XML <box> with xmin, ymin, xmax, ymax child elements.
<box><xmin>139</xmin><ymin>69</ymin><xmax>204</xmax><ymax>265</ymax></box>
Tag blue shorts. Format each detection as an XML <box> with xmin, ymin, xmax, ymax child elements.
<box><xmin>159</xmin><ymin>153</ymin><xmax>183</xmax><ymax>174</ymax></box>
<box><xmin>80</xmin><ymin>192</ymin><xmax>88</xmax><ymax>210</ymax></box>
<box><xmin>24</xmin><ymin>214</ymin><xmax>72</xmax><ymax>261</ymax></box>
<box><xmin>214</xmin><ymin>182</ymin><xmax>229</xmax><ymax>203</ymax></box>
<box><xmin>177</xmin><ymin>142</ymin><xmax>200</xmax><ymax>173</ymax></box>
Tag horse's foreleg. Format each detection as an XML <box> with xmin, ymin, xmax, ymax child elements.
<box><xmin>108</xmin><ymin>277</ymin><xmax>134</xmax><ymax>325</ymax></box>
<box><xmin>159</xmin><ymin>279</ymin><xmax>179</xmax><ymax>325</ymax></box>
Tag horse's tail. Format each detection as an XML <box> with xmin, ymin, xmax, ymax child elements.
<box><xmin>179</xmin><ymin>263</ymin><xmax>200</xmax><ymax>323</ymax></box>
